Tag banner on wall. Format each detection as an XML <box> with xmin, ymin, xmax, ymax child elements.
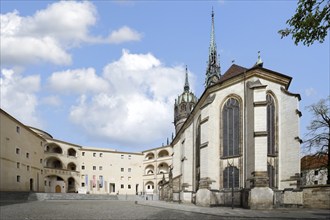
<box><xmin>93</xmin><ymin>175</ymin><xmax>96</xmax><ymax>188</ymax></box>
<box><xmin>85</xmin><ymin>175</ymin><xmax>88</xmax><ymax>186</ymax></box>
<box><xmin>99</xmin><ymin>175</ymin><xmax>103</xmax><ymax>188</ymax></box>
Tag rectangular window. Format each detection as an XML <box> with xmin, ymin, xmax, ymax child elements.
<box><xmin>41</xmin><ymin>170</ymin><xmax>43</xmax><ymax>174</ymax></box>
<box><xmin>128</xmin><ymin>155</ymin><xmax>131</xmax><ymax>160</ymax></box>
<box><xmin>27</xmin><ymin>165</ymin><xmax>30</xmax><ymax>171</ymax></box>
<box><xmin>82</xmin><ymin>152</ymin><xmax>85</xmax><ymax>156</ymax></box>
<box><xmin>17</xmin><ymin>175</ymin><xmax>20</xmax><ymax>182</ymax></box>
<box><xmin>16</xmin><ymin>126</ymin><xmax>20</xmax><ymax>133</ymax></box>
<box><xmin>128</xmin><ymin>168</ymin><xmax>131</xmax><ymax>172</ymax></box>
<box><xmin>26</xmin><ymin>153</ymin><xmax>29</xmax><ymax>158</ymax></box>
<box><xmin>93</xmin><ymin>153</ymin><xmax>96</xmax><ymax>157</ymax></box>
<box><xmin>314</xmin><ymin>170</ymin><xmax>319</xmax><ymax>175</ymax></box>
<box><xmin>120</xmin><ymin>176</ymin><xmax>124</xmax><ymax>180</ymax></box>
<box><xmin>121</xmin><ymin>184</ymin><xmax>124</xmax><ymax>189</ymax></box>
<box><xmin>121</xmin><ymin>155</ymin><xmax>124</xmax><ymax>159</ymax></box>
<box><xmin>93</xmin><ymin>166</ymin><xmax>96</xmax><ymax>170</ymax></box>
<box><xmin>314</xmin><ymin>180</ymin><xmax>318</xmax><ymax>185</ymax></box>
<box><xmin>128</xmin><ymin>177</ymin><xmax>131</xmax><ymax>181</ymax></box>
<box><xmin>100</xmin><ymin>153</ymin><xmax>103</xmax><ymax>157</ymax></box>
<box><xmin>40</xmin><ymin>159</ymin><xmax>43</xmax><ymax>164</ymax></box>
<box><xmin>82</xmin><ymin>165</ymin><xmax>85</xmax><ymax>170</ymax></box>
<box><xmin>16</xmin><ymin>148</ymin><xmax>20</xmax><ymax>154</ymax></box>
<box><xmin>99</xmin><ymin>166</ymin><xmax>102</xmax><ymax>171</ymax></box>
<box><xmin>128</xmin><ymin>184</ymin><xmax>131</xmax><ymax>189</ymax></box>
<box><xmin>17</xmin><ymin>162</ymin><xmax>20</xmax><ymax>168</ymax></box>
<box><xmin>121</xmin><ymin>168</ymin><xmax>124</xmax><ymax>172</ymax></box>
<box><xmin>81</xmin><ymin>182</ymin><xmax>85</xmax><ymax>187</ymax></box>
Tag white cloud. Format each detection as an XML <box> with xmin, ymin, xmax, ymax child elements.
<box><xmin>0</xmin><ymin>69</ymin><xmax>42</xmax><ymax>127</ymax></box>
<box><xmin>48</xmin><ymin>68</ymin><xmax>109</xmax><ymax>94</ymax></box>
<box><xmin>0</xmin><ymin>1</ymin><xmax>142</xmax><ymax>67</ymax></box>
<box><xmin>41</xmin><ymin>95</ymin><xmax>61</xmax><ymax>107</ymax></box>
<box><xmin>69</xmin><ymin>50</ymin><xmax>191</xmax><ymax>147</ymax></box>
<box><xmin>305</xmin><ymin>87</ymin><xmax>317</xmax><ymax>97</ymax></box>
<box><xmin>108</xmin><ymin>26</ymin><xmax>142</xmax><ymax>44</ymax></box>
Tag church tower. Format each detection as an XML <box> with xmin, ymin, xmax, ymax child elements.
<box><xmin>205</xmin><ymin>9</ymin><xmax>221</xmax><ymax>88</ymax></box>
<box><xmin>174</xmin><ymin>66</ymin><xmax>198</xmax><ymax>134</ymax></box>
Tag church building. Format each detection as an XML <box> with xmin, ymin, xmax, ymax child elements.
<box><xmin>165</xmin><ymin>10</ymin><xmax>301</xmax><ymax>209</ymax></box>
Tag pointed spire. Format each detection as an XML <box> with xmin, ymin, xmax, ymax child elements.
<box><xmin>255</xmin><ymin>51</ymin><xmax>263</xmax><ymax>67</ymax></box>
<box><xmin>184</xmin><ymin>65</ymin><xmax>190</xmax><ymax>92</ymax></box>
<box><xmin>205</xmin><ymin>8</ymin><xmax>221</xmax><ymax>88</ymax></box>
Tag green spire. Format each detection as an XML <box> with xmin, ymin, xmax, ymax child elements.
<box><xmin>205</xmin><ymin>8</ymin><xmax>221</xmax><ymax>88</ymax></box>
<box><xmin>184</xmin><ymin>65</ymin><xmax>190</xmax><ymax>92</ymax></box>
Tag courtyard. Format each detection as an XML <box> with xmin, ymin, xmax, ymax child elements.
<box><xmin>0</xmin><ymin>200</ymin><xmax>329</xmax><ymax>220</ymax></box>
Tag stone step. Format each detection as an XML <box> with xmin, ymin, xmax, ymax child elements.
<box><xmin>33</xmin><ymin>193</ymin><xmax>119</xmax><ymax>200</ymax></box>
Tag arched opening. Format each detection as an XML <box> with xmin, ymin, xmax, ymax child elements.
<box><xmin>158</xmin><ymin>162</ymin><xmax>169</xmax><ymax>174</ymax></box>
<box><xmin>44</xmin><ymin>175</ymin><xmax>65</xmax><ymax>193</ymax></box>
<box><xmin>145</xmin><ymin>165</ymin><xmax>154</xmax><ymax>175</ymax></box>
<box><xmin>45</xmin><ymin>157</ymin><xmax>63</xmax><ymax>169</ymax></box>
<box><xmin>29</xmin><ymin>178</ymin><xmax>33</xmax><ymax>191</ymax></box>
<box><xmin>145</xmin><ymin>181</ymin><xmax>154</xmax><ymax>194</ymax></box>
<box><xmin>45</xmin><ymin>143</ymin><xmax>63</xmax><ymax>154</ymax></box>
<box><xmin>158</xmin><ymin>150</ymin><xmax>169</xmax><ymax>158</ymax></box>
<box><xmin>67</xmin><ymin>148</ymin><xmax>77</xmax><ymax>157</ymax></box>
<box><xmin>67</xmin><ymin>162</ymin><xmax>76</xmax><ymax>171</ymax></box>
<box><xmin>68</xmin><ymin>177</ymin><xmax>76</xmax><ymax>193</ymax></box>
<box><xmin>145</xmin><ymin>152</ymin><xmax>155</xmax><ymax>160</ymax></box>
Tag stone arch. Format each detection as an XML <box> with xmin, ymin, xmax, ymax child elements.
<box><xmin>145</xmin><ymin>152</ymin><xmax>155</xmax><ymax>160</ymax></box>
<box><xmin>67</xmin><ymin>162</ymin><xmax>77</xmax><ymax>171</ymax></box>
<box><xmin>44</xmin><ymin>175</ymin><xmax>65</xmax><ymax>193</ymax></box>
<box><xmin>67</xmin><ymin>177</ymin><xmax>76</xmax><ymax>193</ymax></box>
<box><xmin>67</xmin><ymin>148</ymin><xmax>77</xmax><ymax>157</ymax></box>
<box><xmin>45</xmin><ymin>143</ymin><xmax>63</xmax><ymax>154</ymax></box>
<box><xmin>45</xmin><ymin>156</ymin><xmax>64</xmax><ymax>169</ymax></box>
<box><xmin>145</xmin><ymin>181</ymin><xmax>154</xmax><ymax>194</ymax></box>
<box><xmin>158</xmin><ymin>149</ymin><xmax>169</xmax><ymax>158</ymax></box>
<box><xmin>158</xmin><ymin>162</ymin><xmax>169</xmax><ymax>174</ymax></box>
<box><xmin>145</xmin><ymin>165</ymin><xmax>154</xmax><ymax>175</ymax></box>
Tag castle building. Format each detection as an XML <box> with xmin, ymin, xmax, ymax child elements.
<box><xmin>0</xmin><ymin>9</ymin><xmax>301</xmax><ymax>209</ymax></box>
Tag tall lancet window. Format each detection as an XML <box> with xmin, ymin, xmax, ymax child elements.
<box><xmin>223</xmin><ymin>166</ymin><xmax>239</xmax><ymax>189</ymax></box>
<box><xmin>267</xmin><ymin>94</ymin><xmax>276</xmax><ymax>155</ymax></box>
<box><xmin>195</xmin><ymin>117</ymin><xmax>201</xmax><ymax>191</ymax></box>
<box><xmin>222</xmin><ymin>98</ymin><xmax>240</xmax><ymax>157</ymax></box>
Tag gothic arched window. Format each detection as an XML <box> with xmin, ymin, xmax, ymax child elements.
<box><xmin>267</xmin><ymin>94</ymin><xmax>276</xmax><ymax>155</ymax></box>
<box><xmin>223</xmin><ymin>166</ymin><xmax>239</xmax><ymax>189</ymax></box>
<box><xmin>222</xmin><ymin>98</ymin><xmax>240</xmax><ymax>157</ymax></box>
<box><xmin>195</xmin><ymin>117</ymin><xmax>201</xmax><ymax>191</ymax></box>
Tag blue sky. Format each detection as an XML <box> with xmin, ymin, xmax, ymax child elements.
<box><xmin>1</xmin><ymin>1</ymin><xmax>329</xmax><ymax>152</ymax></box>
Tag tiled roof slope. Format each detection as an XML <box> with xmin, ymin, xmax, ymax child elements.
<box><xmin>219</xmin><ymin>64</ymin><xmax>247</xmax><ymax>83</ymax></box>
<box><xmin>301</xmin><ymin>154</ymin><xmax>328</xmax><ymax>170</ymax></box>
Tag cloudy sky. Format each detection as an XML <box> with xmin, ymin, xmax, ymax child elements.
<box><xmin>1</xmin><ymin>1</ymin><xmax>329</xmax><ymax>152</ymax></box>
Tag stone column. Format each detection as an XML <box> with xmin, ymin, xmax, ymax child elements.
<box><xmin>249</xmin><ymin>80</ymin><xmax>273</xmax><ymax>209</ymax></box>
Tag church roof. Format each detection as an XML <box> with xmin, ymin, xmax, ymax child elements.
<box><xmin>219</xmin><ymin>64</ymin><xmax>247</xmax><ymax>83</ymax></box>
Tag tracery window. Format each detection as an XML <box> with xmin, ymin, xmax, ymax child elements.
<box><xmin>195</xmin><ymin>117</ymin><xmax>201</xmax><ymax>190</ymax></box>
<box><xmin>223</xmin><ymin>166</ymin><xmax>239</xmax><ymax>189</ymax></box>
<box><xmin>267</xmin><ymin>94</ymin><xmax>276</xmax><ymax>155</ymax></box>
<box><xmin>222</xmin><ymin>98</ymin><xmax>240</xmax><ymax>157</ymax></box>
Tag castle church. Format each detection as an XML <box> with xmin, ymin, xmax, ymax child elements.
<box><xmin>0</xmin><ymin>10</ymin><xmax>301</xmax><ymax>209</ymax></box>
<box><xmin>164</xmin><ymin>10</ymin><xmax>301</xmax><ymax>208</ymax></box>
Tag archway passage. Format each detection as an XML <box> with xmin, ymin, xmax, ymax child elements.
<box><xmin>30</xmin><ymin>178</ymin><xmax>33</xmax><ymax>191</ymax></box>
<box><xmin>68</xmin><ymin>177</ymin><xmax>75</xmax><ymax>193</ymax></box>
<box><xmin>55</xmin><ymin>185</ymin><xmax>61</xmax><ymax>193</ymax></box>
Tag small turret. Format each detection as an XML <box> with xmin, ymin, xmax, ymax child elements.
<box><xmin>174</xmin><ymin>66</ymin><xmax>198</xmax><ymax>134</ymax></box>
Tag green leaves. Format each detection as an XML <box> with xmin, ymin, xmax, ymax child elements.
<box><xmin>279</xmin><ymin>0</ymin><xmax>330</xmax><ymax>46</ymax></box>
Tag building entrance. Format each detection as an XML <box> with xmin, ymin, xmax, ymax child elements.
<box><xmin>55</xmin><ymin>185</ymin><xmax>61</xmax><ymax>193</ymax></box>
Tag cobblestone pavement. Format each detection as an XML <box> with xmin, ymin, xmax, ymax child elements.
<box><xmin>0</xmin><ymin>200</ymin><xmax>329</xmax><ymax>220</ymax></box>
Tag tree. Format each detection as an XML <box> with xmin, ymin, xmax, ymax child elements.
<box><xmin>279</xmin><ymin>0</ymin><xmax>330</xmax><ymax>46</ymax></box>
<box><xmin>303</xmin><ymin>96</ymin><xmax>330</xmax><ymax>184</ymax></box>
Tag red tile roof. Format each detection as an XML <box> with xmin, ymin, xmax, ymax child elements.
<box><xmin>219</xmin><ymin>64</ymin><xmax>247</xmax><ymax>83</ymax></box>
<box><xmin>301</xmin><ymin>155</ymin><xmax>328</xmax><ymax>170</ymax></box>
